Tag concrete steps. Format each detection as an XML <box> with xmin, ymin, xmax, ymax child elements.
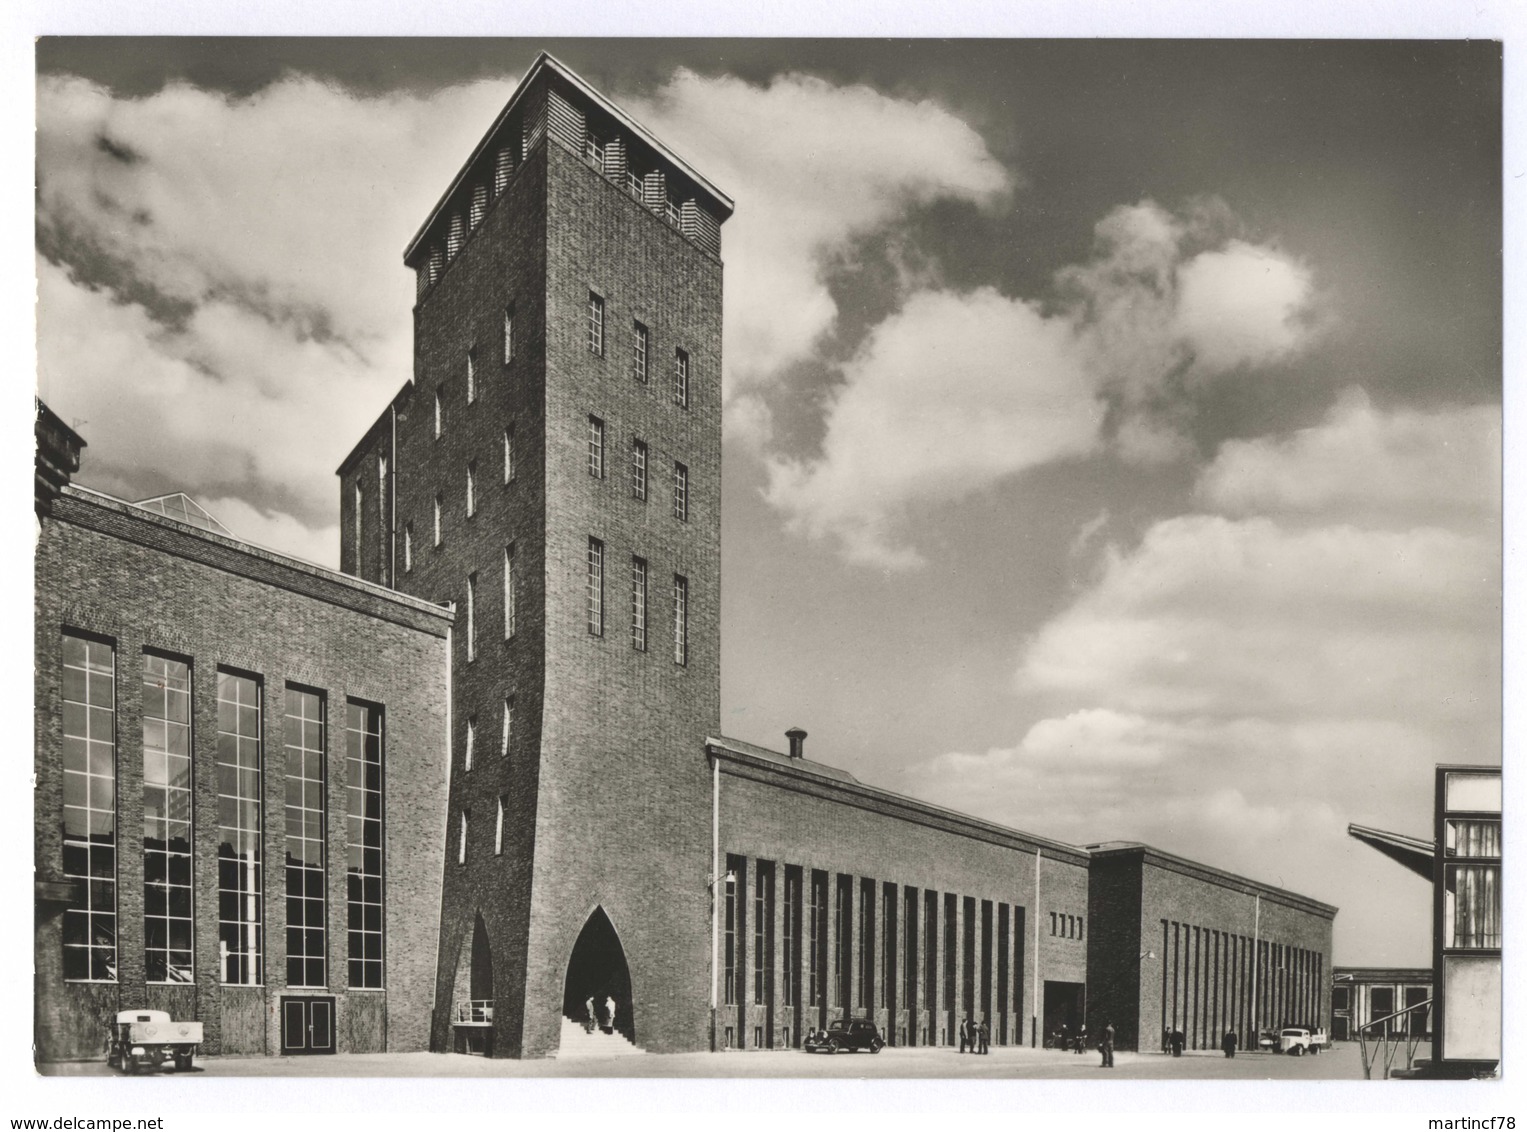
<box><xmin>554</xmin><ymin>1016</ymin><xmax>645</xmax><ymax>1059</ymax></box>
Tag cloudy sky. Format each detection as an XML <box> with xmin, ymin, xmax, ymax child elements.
<box><xmin>35</xmin><ymin>38</ymin><xmax>1500</xmax><ymax>965</ymax></box>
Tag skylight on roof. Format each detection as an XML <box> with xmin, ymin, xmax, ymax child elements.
<box><xmin>134</xmin><ymin>493</ymin><xmax>234</xmax><ymax>537</ymax></box>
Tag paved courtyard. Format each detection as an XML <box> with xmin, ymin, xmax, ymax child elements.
<box><xmin>42</xmin><ymin>1040</ymin><xmax>1415</xmax><ymax>1080</ymax></box>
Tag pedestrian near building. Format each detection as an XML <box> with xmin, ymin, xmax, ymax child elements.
<box><xmin>1100</xmin><ymin>1022</ymin><xmax>1115</xmax><ymax>1068</ymax></box>
<box><xmin>1171</xmin><ymin>1027</ymin><xmax>1185</xmax><ymax>1057</ymax></box>
<box><xmin>978</xmin><ymin>1018</ymin><xmax>989</xmax><ymax>1054</ymax></box>
<box><xmin>1222</xmin><ymin>1029</ymin><xmax>1238</xmax><ymax>1059</ymax></box>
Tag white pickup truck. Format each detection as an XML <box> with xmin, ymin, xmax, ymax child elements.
<box><xmin>1278</xmin><ymin>1027</ymin><xmax>1329</xmax><ymax>1056</ymax></box>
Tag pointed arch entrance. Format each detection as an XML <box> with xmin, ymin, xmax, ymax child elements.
<box><xmin>561</xmin><ymin>906</ymin><xmax>635</xmax><ymax>1044</ymax></box>
<box><xmin>450</xmin><ymin>913</ymin><xmax>494</xmax><ymax>1054</ymax></box>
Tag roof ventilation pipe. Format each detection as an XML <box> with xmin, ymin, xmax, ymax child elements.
<box><xmin>785</xmin><ymin>727</ymin><xmax>807</xmax><ymax>760</ymax></box>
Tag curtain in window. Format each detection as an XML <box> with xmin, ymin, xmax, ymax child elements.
<box><xmin>1452</xmin><ymin>819</ymin><xmax>1501</xmax><ymax>857</ymax></box>
<box><xmin>1451</xmin><ymin>864</ymin><xmax>1501</xmax><ymax>948</ymax></box>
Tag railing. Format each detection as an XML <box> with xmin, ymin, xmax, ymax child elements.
<box><xmin>1357</xmin><ymin>998</ymin><xmax>1433</xmax><ymax>1079</ymax></box>
<box><xmin>454</xmin><ymin>1000</ymin><xmax>493</xmax><ymax>1025</ymax></box>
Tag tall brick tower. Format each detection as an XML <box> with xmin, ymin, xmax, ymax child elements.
<box><xmin>338</xmin><ymin>53</ymin><xmax>731</xmax><ymax>1057</ymax></box>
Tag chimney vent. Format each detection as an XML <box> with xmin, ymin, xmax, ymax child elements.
<box><xmin>785</xmin><ymin>727</ymin><xmax>807</xmax><ymax>760</ymax></box>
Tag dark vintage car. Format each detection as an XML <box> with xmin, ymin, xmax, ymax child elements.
<box><xmin>804</xmin><ymin>1018</ymin><xmax>884</xmax><ymax>1054</ymax></box>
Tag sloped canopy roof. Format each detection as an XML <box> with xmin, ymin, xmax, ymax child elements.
<box><xmin>1348</xmin><ymin>822</ymin><xmax>1434</xmax><ymax>880</ymax></box>
<box><xmin>134</xmin><ymin>493</ymin><xmax>233</xmax><ymax>537</ymax></box>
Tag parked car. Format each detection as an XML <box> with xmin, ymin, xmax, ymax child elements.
<box><xmin>106</xmin><ymin>1010</ymin><xmax>203</xmax><ymax>1074</ymax></box>
<box><xmin>1279</xmin><ymin>1027</ymin><xmax>1328</xmax><ymax>1056</ymax></box>
<box><xmin>803</xmin><ymin>1018</ymin><xmax>884</xmax><ymax>1054</ymax></box>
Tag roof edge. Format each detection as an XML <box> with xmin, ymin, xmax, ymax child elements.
<box><xmin>403</xmin><ymin>51</ymin><xmax>734</xmax><ymax>264</ymax></box>
<box><xmin>1089</xmin><ymin>841</ymin><xmax>1339</xmax><ymax>917</ymax></box>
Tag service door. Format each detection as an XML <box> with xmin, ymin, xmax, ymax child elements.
<box><xmin>280</xmin><ymin>996</ymin><xmax>336</xmax><ymax>1054</ymax></box>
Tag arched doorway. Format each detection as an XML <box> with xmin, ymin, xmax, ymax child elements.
<box><xmin>561</xmin><ymin>907</ymin><xmax>635</xmax><ymax>1044</ymax></box>
<box><xmin>450</xmin><ymin>913</ymin><xmax>494</xmax><ymax>1054</ymax></box>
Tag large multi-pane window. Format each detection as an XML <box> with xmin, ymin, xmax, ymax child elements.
<box><xmin>631</xmin><ymin>556</ymin><xmax>648</xmax><ymax>652</ymax></box>
<box><xmin>632</xmin><ymin>321</ymin><xmax>649</xmax><ymax>383</ymax></box>
<box><xmin>588</xmin><ymin>416</ymin><xmax>605</xmax><ymax>479</ymax></box>
<box><xmin>143</xmin><ymin>653</ymin><xmax>193</xmax><ymax>983</ymax></box>
<box><xmin>346</xmin><ymin>701</ymin><xmax>384</xmax><ymax>989</ymax></box>
<box><xmin>673</xmin><ymin>462</ymin><xmax>688</xmax><ymax>522</ymax></box>
<box><xmin>754</xmin><ymin>866</ymin><xmax>769</xmax><ymax>1006</ymax></box>
<box><xmin>217</xmin><ymin>670</ymin><xmax>264</xmax><ymax>986</ymax></box>
<box><xmin>1445</xmin><ymin>815</ymin><xmax>1502</xmax><ymax>950</ymax></box>
<box><xmin>587</xmin><ymin>538</ymin><xmax>604</xmax><ymax>636</ymax></box>
<box><xmin>504</xmin><ymin>544</ymin><xmax>517</xmax><ymax>639</ymax></box>
<box><xmin>284</xmin><ymin>687</ymin><xmax>326</xmax><ymax>989</ymax></box>
<box><xmin>673</xmin><ymin>575</ymin><xmax>688</xmax><ymax>666</ymax></box>
<box><xmin>588</xmin><ymin>292</ymin><xmax>605</xmax><ymax>356</ymax></box>
<box><xmin>631</xmin><ymin>439</ymin><xmax>648</xmax><ymax>501</ymax></box>
<box><xmin>62</xmin><ymin>633</ymin><xmax>117</xmax><ymax>982</ymax></box>
<box><xmin>674</xmin><ymin>349</ymin><xmax>689</xmax><ymax>408</ymax></box>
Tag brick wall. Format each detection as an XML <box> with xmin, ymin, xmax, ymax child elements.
<box><xmin>34</xmin><ymin>496</ymin><xmax>450</xmax><ymax>1062</ymax></box>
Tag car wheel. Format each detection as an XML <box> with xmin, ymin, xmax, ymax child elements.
<box><xmin>174</xmin><ymin>1051</ymin><xmax>193</xmax><ymax>1072</ymax></box>
<box><xmin>871</xmin><ymin>1041</ymin><xmax>883</xmax><ymax>1054</ymax></box>
<box><xmin>1290</xmin><ymin>1045</ymin><xmax>1304</xmax><ymax>1057</ymax></box>
<box><xmin>826</xmin><ymin>1039</ymin><xmax>839</xmax><ymax>1054</ymax></box>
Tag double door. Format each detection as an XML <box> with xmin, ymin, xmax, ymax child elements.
<box><xmin>280</xmin><ymin>996</ymin><xmax>335</xmax><ymax>1054</ymax></box>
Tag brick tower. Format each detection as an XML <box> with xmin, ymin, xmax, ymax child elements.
<box><xmin>338</xmin><ymin>53</ymin><xmax>731</xmax><ymax>1057</ymax></box>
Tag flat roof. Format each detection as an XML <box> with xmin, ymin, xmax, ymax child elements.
<box><xmin>1088</xmin><ymin>841</ymin><xmax>1338</xmax><ymax>918</ymax></box>
<box><xmin>708</xmin><ymin>734</ymin><xmax>1090</xmax><ymax>865</ymax></box>
<box><xmin>404</xmin><ymin>51</ymin><xmax>734</xmax><ymax>265</ymax></box>
<box><xmin>60</xmin><ymin>484</ymin><xmax>453</xmax><ymax>630</ymax></box>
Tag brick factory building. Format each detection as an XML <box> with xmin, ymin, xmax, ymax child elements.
<box><xmin>34</xmin><ymin>52</ymin><xmax>1336</xmax><ymax>1063</ymax></box>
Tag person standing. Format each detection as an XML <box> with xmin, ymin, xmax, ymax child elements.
<box><xmin>1222</xmin><ymin>1029</ymin><xmax>1238</xmax><ymax>1059</ymax></box>
<box><xmin>978</xmin><ymin>1018</ymin><xmax>989</xmax><ymax>1054</ymax></box>
<box><xmin>1099</xmin><ymin>1021</ymin><xmax>1115</xmax><ymax>1068</ymax></box>
<box><xmin>1171</xmin><ymin>1027</ymin><xmax>1185</xmax><ymax>1057</ymax></box>
<box><xmin>1075</xmin><ymin>1024</ymin><xmax>1087</xmax><ymax>1054</ymax></box>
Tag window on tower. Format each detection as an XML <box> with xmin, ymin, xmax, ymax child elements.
<box><xmin>673</xmin><ymin>462</ymin><xmax>689</xmax><ymax>522</ymax></box>
<box><xmin>673</xmin><ymin>574</ymin><xmax>689</xmax><ymax>666</ymax></box>
<box><xmin>674</xmin><ymin>349</ymin><xmax>689</xmax><ymax>408</ymax></box>
<box><xmin>503</xmin><ymin>306</ymin><xmax>515</xmax><ymax>365</ymax></box>
<box><xmin>588</xmin><ymin>292</ymin><xmax>605</xmax><ymax>357</ymax></box>
<box><xmin>632</xmin><ymin>322</ymin><xmax>648</xmax><ymax>384</ymax></box>
<box><xmin>466</xmin><ymin>347</ymin><xmax>477</xmax><ymax>404</ymax></box>
<box><xmin>631</xmin><ymin>439</ymin><xmax>648</xmax><ymax>501</ymax></box>
<box><xmin>631</xmin><ymin>556</ymin><xmax>648</xmax><ymax>652</ymax></box>
<box><xmin>588</xmin><ymin>416</ymin><xmax>605</xmax><ymax>479</ymax></box>
<box><xmin>587</xmin><ymin>537</ymin><xmax>604</xmax><ymax>637</ymax></box>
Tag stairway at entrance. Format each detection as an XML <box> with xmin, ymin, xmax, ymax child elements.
<box><xmin>554</xmin><ymin>1017</ymin><xmax>646</xmax><ymax>1059</ymax></box>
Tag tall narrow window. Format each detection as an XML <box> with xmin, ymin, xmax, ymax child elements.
<box><xmin>469</xmin><ymin>182</ymin><xmax>487</xmax><ymax>229</ymax></box>
<box><xmin>588</xmin><ymin>292</ymin><xmax>605</xmax><ymax>356</ymax></box>
<box><xmin>631</xmin><ymin>440</ymin><xmax>648</xmax><ymax>501</ymax></box>
<box><xmin>808</xmin><ymin>871</ymin><xmax>826</xmax><ymax>1008</ymax></box>
<box><xmin>588</xmin><ymin>416</ymin><xmax>605</xmax><ymax>479</ymax></box>
<box><xmin>673</xmin><ymin>574</ymin><xmax>688</xmax><ymax>666</ymax></box>
<box><xmin>587</xmin><ymin>538</ymin><xmax>605</xmax><ymax>636</ymax></box>
<box><xmin>464</xmin><ymin>716</ymin><xmax>476</xmax><ymax>771</ymax></box>
<box><xmin>501</xmin><ymin>695</ymin><xmax>514</xmax><ymax>757</ymax></box>
<box><xmin>631</xmin><ymin>556</ymin><xmax>648</xmax><ymax>651</ymax></box>
<box><xmin>503</xmin><ymin>306</ymin><xmax>515</xmax><ymax>365</ymax></box>
<box><xmin>673</xmin><ymin>462</ymin><xmax>688</xmax><ymax>522</ymax></box>
<box><xmin>495</xmin><ymin>796</ymin><xmax>506</xmax><ymax>856</ymax></box>
<box><xmin>216</xmin><ymin>670</ymin><xmax>263</xmax><ymax>986</ymax></box>
<box><xmin>143</xmin><ymin>652</ymin><xmax>192</xmax><ymax>984</ymax></box>
<box><xmin>466</xmin><ymin>348</ymin><xmax>477</xmax><ymax>404</ymax></box>
<box><xmin>434</xmin><ymin>388</ymin><xmax>443</xmax><ymax>439</ymax></box>
<box><xmin>346</xmin><ymin>702</ymin><xmax>381</xmax><ymax>983</ymax></box>
<box><xmin>404</xmin><ymin>522</ymin><xmax>413</xmax><ymax>573</ymax></box>
<box><xmin>503</xmin><ymin>425</ymin><xmax>516</xmax><ymax>484</ymax></box>
<box><xmin>632</xmin><ymin>321</ymin><xmax>649</xmax><ymax>383</ymax></box>
<box><xmin>433</xmin><ymin>494</ymin><xmax>443</xmax><ymax>547</ymax></box>
<box><xmin>723</xmin><ymin>866</ymin><xmax>737</xmax><ymax>1007</ymax></box>
<box><xmin>754</xmin><ymin>865</ymin><xmax>771</xmax><ymax>1006</ymax></box>
<box><xmin>283</xmin><ymin>686</ymin><xmax>326</xmax><ymax>989</ymax></box>
<box><xmin>494</xmin><ymin>146</ymin><xmax>514</xmax><ymax>195</ymax></box>
<box><xmin>466</xmin><ymin>462</ymin><xmax>477</xmax><ymax>517</ymax></box>
<box><xmin>466</xmin><ymin>573</ymin><xmax>478</xmax><ymax>662</ymax></box>
<box><xmin>674</xmin><ymin>348</ymin><xmax>689</xmax><ymax>408</ymax></box>
<box><xmin>503</xmin><ymin>544</ymin><xmax>516</xmax><ymax>639</ymax></box>
<box><xmin>353</xmin><ymin>484</ymin><xmax>363</xmax><ymax>566</ymax></box>
<box><xmin>62</xmin><ymin>633</ymin><xmax>116</xmax><ymax>982</ymax></box>
<box><xmin>458</xmin><ymin>812</ymin><xmax>468</xmax><ymax>865</ymax></box>
<box><xmin>783</xmin><ymin>868</ymin><xmax>799</xmax><ymax>1009</ymax></box>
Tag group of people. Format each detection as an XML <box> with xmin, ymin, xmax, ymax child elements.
<box><xmin>1161</xmin><ymin>1027</ymin><xmax>1239</xmax><ymax>1057</ymax></box>
<box><xmin>582</xmin><ymin>994</ymin><xmax>619</xmax><ymax>1035</ymax></box>
<box><xmin>957</xmin><ymin>1016</ymin><xmax>991</xmax><ymax>1054</ymax></box>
